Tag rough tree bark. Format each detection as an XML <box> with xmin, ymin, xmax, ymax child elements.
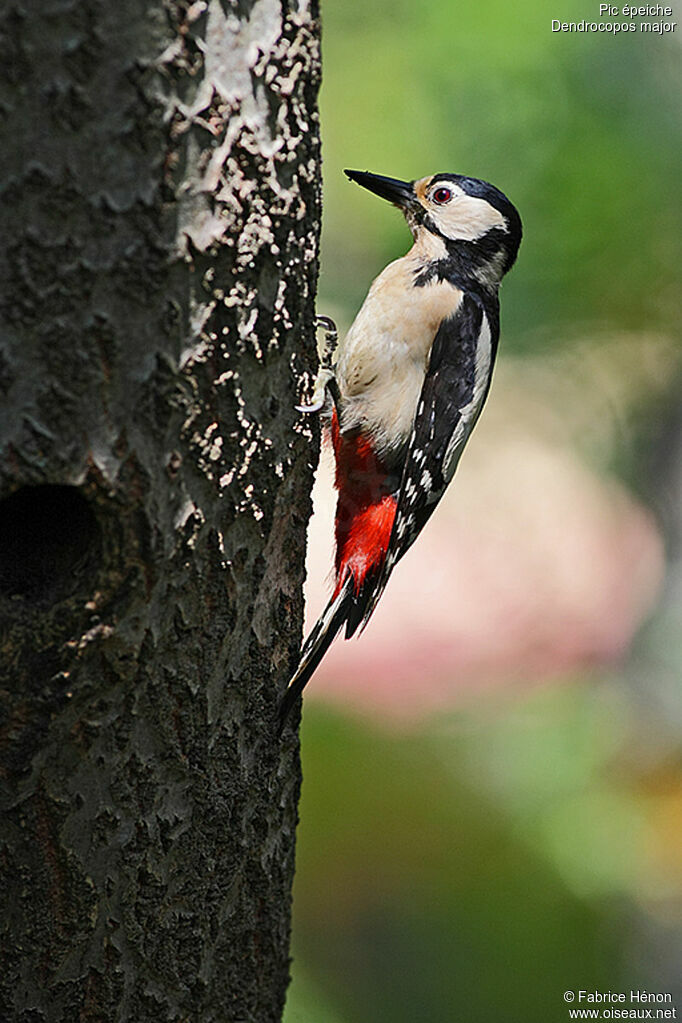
<box><xmin>0</xmin><ymin>1</ymin><xmax>320</xmax><ymax>1020</ymax></box>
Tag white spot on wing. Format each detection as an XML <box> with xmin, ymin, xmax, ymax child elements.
<box><xmin>443</xmin><ymin>313</ymin><xmax>493</xmax><ymax>481</ymax></box>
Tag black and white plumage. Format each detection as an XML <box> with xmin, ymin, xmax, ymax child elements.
<box><xmin>368</xmin><ymin>292</ymin><xmax>496</xmax><ymax>622</ymax></box>
<box><xmin>279</xmin><ymin>169</ymin><xmax>522</xmax><ymax>728</ymax></box>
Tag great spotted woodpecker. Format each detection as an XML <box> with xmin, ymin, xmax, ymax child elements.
<box><xmin>279</xmin><ymin>169</ymin><xmax>522</xmax><ymax>727</ymax></box>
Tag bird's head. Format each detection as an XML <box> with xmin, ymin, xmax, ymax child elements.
<box><xmin>345</xmin><ymin>169</ymin><xmax>522</xmax><ymax>287</ymax></box>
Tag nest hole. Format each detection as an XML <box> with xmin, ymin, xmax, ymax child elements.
<box><xmin>0</xmin><ymin>484</ymin><xmax>101</xmax><ymax>603</ymax></box>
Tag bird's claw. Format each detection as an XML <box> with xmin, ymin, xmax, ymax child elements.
<box><xmin>296</xmin><ymin>365</ymin><xmax>335</xmax><ymax>413</ymax></box>
<box><xmin>295</xmin><ymin>398</ymin><xmax>325</xmax><ymax>414</ymax></box>
<box><xmin>297</xmin><ymin>317</ymin><xmax>339</xmax><ymax>414</ymax></box>
<box><xmin>315</xmin><ymin>315</ymin><xmax>338</xmax><ymax>335</ymax></box>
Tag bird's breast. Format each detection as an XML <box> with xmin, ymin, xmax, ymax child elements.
<box><xmin>335</xmin><ymin>257</ymin><xmax>462</xmax><ymax>457</ymax></box>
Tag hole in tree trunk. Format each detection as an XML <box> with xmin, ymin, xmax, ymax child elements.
<box><xmin>0</xmin><ymin>485</ymin><xmax>101</xmax><ymax>603</ymax></box>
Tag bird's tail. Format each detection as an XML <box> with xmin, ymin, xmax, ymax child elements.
<box><xmin>278</xmin><ymin>578</ymin><xmax>353</xmax><ymax>731</ymax></box>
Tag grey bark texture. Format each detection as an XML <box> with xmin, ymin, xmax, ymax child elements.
<box><xmin>0</xmin><ymin>1</ymin><xmax>321</xmax><ymax>1020</ymax></box>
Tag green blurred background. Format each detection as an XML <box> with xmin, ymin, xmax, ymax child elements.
<box><xmin>285</xmin><ymin>1</ymin><xmax>681</xmax><ymax>1019</ymax></box>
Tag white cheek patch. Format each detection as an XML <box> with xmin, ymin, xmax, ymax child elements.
<box><xmin>433</xmin><ymin>195</ymin><xmax>507</xmax><ymax>242</ymax></box>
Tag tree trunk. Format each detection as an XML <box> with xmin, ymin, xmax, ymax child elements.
<box><xmin>0</xmin><ymin>1</ymin><xmax>320</xmax><ymax>1020</ymax></box>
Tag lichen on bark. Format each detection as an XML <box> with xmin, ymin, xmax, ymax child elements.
<box><xmin>0</xmin><ymin>1</ymin><xmax>321</xmax><ymax>1020</ymax></box>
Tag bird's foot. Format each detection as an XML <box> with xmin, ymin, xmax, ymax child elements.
<box><xmin>295</xmin><ymin>365</ymin><xmax>336</xmax><ymax>413</ymax></box>
<box><xmin>315</xmin><ymin>315</ymin><xmax>339</xmax><ymax>362</ymax></box>
<box><xmin>297</xmin><ymin>315</ymin><xmax>340</xmax><ymax>413</ymax></box>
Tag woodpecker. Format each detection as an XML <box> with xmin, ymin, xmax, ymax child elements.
<box><xmin>280</xmin><ymin>169</ymin><xmax>522</xmax><ymax>727</ymax></box>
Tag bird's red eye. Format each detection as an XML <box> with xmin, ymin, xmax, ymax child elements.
<box><xmin>432</xmin><ymin>187</ymin><xmax>452</xmax><ymax>204</ymax></box>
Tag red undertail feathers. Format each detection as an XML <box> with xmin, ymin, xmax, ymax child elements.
<box><xmin>278</xmin><ymin>414</ymin><xmax>398</xmax><ymax>731</ymax></box>
<box><xmin>330</xmin><ymin>410</ymin><xmax>397</xmax><ymax>629</ymax></box>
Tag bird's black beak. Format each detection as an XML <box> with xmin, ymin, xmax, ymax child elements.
<box><xmin>344</xmin><ymin>170</ymin><xmax>415</xmax><ymax>209</ymax></box>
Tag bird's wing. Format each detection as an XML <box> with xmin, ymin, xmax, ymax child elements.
<box><xmin>357</xmin><ymin>291</ymin><xmax>499</xmax><ymax>631</ymax></box>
